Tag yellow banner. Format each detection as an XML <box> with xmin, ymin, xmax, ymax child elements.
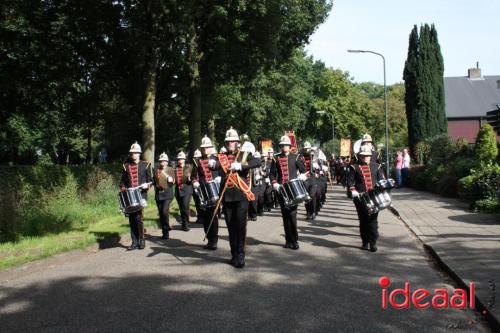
<box><xmin>340</xmin><ymin>138</ymin><xmax>351</xmax><ymax>157</ymax></box>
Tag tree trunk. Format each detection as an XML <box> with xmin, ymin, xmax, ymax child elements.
<box><xmin>142</xmin><ymin>60</ymin><xmax>157</xmax><ymax>163</ymax></box>
<box><xmin>187</xmin><ymin>25</ymin><xmax>202</xmax><ymax>155</ymax></box>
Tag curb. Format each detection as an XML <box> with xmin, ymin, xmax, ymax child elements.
<box><xmin>389</xmin><ymin>206</ymin><xmax>500</xmax><ymax>331</ymax></box>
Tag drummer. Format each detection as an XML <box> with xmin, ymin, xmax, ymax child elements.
<box><xmin>153</xmin><ymin>152</ymin><xmax>175</xmax><ymax>239</ymax></box>
<box><xmin>270</xmin><ymin>135</ymin><xmax>307</xmax><ymax>250</ymax></box>
<box><xmin>347</xmin><ymin>145</ymin><xmax>385</xmax><ymax>252</ymax></box>
<box><xmin>191</xmin><ymin>135</ymin><xmax>222</xmax><ymax>250</ymax></box>
<box><xmin>119</xmin><ymin>142</ymin><xmax>152</xmax><ymax>250</ymax></box>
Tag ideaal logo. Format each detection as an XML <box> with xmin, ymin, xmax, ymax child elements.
<box><xmin>379</xmin><ymin>276</ymin><xmax>475</xmax><ymax>309</ymax></box>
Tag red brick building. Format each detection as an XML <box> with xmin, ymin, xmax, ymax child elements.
<box><xmin>445</xmin><ymin>67</ymin><xmax>500</xmax><ymax>143</ymax></box>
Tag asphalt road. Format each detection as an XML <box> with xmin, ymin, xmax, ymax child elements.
<box><xmin>0</xmin><ymin>186</ymin><xmax>489</xmax><ymax>332</ymax></box>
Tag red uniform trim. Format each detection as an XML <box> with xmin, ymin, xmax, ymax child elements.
<box><xmin>176</xmin><ymin>167</ymin><xmax>184</xmax><ymax>189</ymax></box>
<box><xmin>359</xmin><ymin>165</ymin><xmax>373</xmax><ymax>191</ymax></box>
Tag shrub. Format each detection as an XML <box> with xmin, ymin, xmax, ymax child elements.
<box><xmin>474</xmin><ymin>199</ymin><xmax>500</xmax><ymax>213</ymax></box>
<box><xmin>475</xmin><ymin>124</ymin><xmax>498</xmax><ymax>163</ymax></box>
<box><xmin>436</xmin><ymin>175</ymin><xmax>459</xmax><ymax>197</ymax></box>
<box><xmin>0</xmin><ymin>165</ymin><xmax>123</xmax><ymax>242</ymax></box>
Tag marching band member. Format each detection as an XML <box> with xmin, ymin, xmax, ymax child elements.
<box><xmin>192</xmin><ymin>135</ymin><xmax>222</xmax><ymax>250</ymax></box>
<box><xmin>192</xmin><ymin>149</ymin><xmax>202</xmax><ymax>224</ymax></box>
<box><xmin>217</xmin><ymin>127</ymin><xmax>260</xmax><ymax>268</ymax></box>
<box><xmin>300</xmin><ymin>142</ymin><xmax>319</xmax><ymax>221</ymax></box>
<box><xmin>347</xmin><ymin>145</ymin><xmax>385</xmax><ymax>252</ymax></box>
<box><xmin>360</xmin><ymin>133</ymin><xmax>379</xmax><ymax>162</ymax></box>
<box><xmin>248</xmin><ymin>151</ymin><xmax>264</xmax><ymax>221</ymax></box>
<box><xmin>174</xmin><ymin>151</ymin><xmax>193</xmax><ymax>231</ymax></box>
<box><xmin>153</xmin><ymin>152</ymin><xmax>175</xmax><ymax>239</ymax></box>
<box><xmin>262</xmin><ymin>148</ymin><xmax>275</xmax><ymax>212</ymax></box>
<box><xmin>119</xmin><ymin>142</ymin><xmax>152</xmax><ymax>250</ymax></box>
<box><xmin>270</xmin><ymin>135</ymin><xmax>306</xmax><ymax>250</ymax></box>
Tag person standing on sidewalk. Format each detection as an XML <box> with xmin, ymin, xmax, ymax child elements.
<box><xmin>174</xmin><ymin>151</ymin><xmax>193</xmax><ymax>231</ymax></box>
<box><xmin>395</xmin><ymin>150</ymin><xmax>403</xmax><ymax>188</ymax></box>
<box><xmin>347</xmin><ymin>145</ymin><xmax>385</xmax><ymax>252</ymax></box>
<box><xmin>153</xmin><ymin>152</ymin><xmax>175</xmax><ymax>239</ymax></box>
<box><xmin>402</xmin><ymin>148</ymin><xmax>410</xmax><ymax>187</ymax></box>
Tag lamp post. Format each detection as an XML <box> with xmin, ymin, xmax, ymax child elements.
<box><xmin>317</xmin><ymin>110</ymin><xmax>335</xmax><ymax>155</ymax></box>
<box><xmin>347</xmin><ymin>49</ymin><xmax>390</xmax><ymax>176</ymax></box>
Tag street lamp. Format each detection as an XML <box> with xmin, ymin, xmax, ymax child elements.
<box><xmin>347</xmin><ymin>49</ymin><xmax>390</xmax><ymax>176</ymax></box>
<box><xmin>317</xmin><ymin>110</ymin><xmax>335</xmax><ymax>155</ymax></box>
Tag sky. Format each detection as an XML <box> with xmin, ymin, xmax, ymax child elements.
<box><xmin>305</xmin><ymin>0</ymin><xmax>499</xmax><ymax>85</ymax></box>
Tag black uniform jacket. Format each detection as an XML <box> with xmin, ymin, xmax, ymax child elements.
<box><xmin>218</xmin><ymin>151</ymin><xmax>260</xmax><ymax>202</ymax></box>
<box><xmin>269</xmin><ymin>152</ymin><xmax>306</xmax><ymax>185</ymax></box>
<box><xmin>347</xmin><ymin>162</ymin><xmax>385</xmax><ymax>193</ymax></box>
<box><xmin>120</xmin><ymin>160</ymin><xmax>152</xmax><ymax>199</ymax></box>
<box><xmin>153</xmin><ymin>166</ymin><xmax>175</xmax><ymax>201</ymax></box>
<box><xmin>174</xmin><ymin>164</ymin><xmax>193</xmax><ymax>197</ymax></box>
<box><xmin>191</xmin><ymin>155</ymin><xmax>222</xmax><ymax>184</ymax></box>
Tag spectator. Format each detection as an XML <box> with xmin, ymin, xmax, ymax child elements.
<box><xmin>395</xmin><ymin>150</ymin><xmax>403</xmax><ymax>187</ymax></box>
<box><xmin>402</xmin><ymin>148</ymin><xmax>410</xmax><ymax>187</ymax></box>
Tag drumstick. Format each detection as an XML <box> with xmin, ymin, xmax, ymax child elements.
<box><xmin>203</xmin><ymin>148</ymin><xmax>242</xmax><ymax>241</ymax></box>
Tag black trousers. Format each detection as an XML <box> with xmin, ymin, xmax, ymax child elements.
<box><xmin>264</xmin><ymin>184</ymin><xmax>274</xmax><ymax>210</ymax></box>
<box><xmin>199</xmin><ymin>207</ymin><xmax>218</xmax><ymax>245</ymax></box>
<box><xmin>156</xmin><ymin>199</ymin><xmax>171</xmax><ymax>236</ymax></box>
<box><xmin>175</xmin><ymin>193</ymin><xmax>191</xmax><ymax>224</ymax></box>
<box><xmin>257</xmin><ymin>185</ymin><xmax>266</xmax><ymax>215</ymax></box>
<box><xmin>278</xmin><ymin>195</ymin><xmax>299</xmax><ymax>245</ymax></box>
<box><xmin>305</xmin><ymin>182</ymin><xmax>318</xmax><ymax>216</ymax></box>
<box><xmin>354</xmin><ymin>198</ymin><xmax>379</xmax><ymax>245</ymax></box>
<box><xmin>224</xmin><ymin>200</ymin><xmax>249</xmax><ymax>259</ymax></box>
<box><xmin>248</xmin><ymin>186</ymin><xmax>261</xmax><ymax>218</ymax></box>
<box><xmin>128</xmin><ymin>210</ymin><xmax>144</xmax><ymax>245</ymax></box>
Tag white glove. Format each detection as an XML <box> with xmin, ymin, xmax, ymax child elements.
<box><xmin>230</xmin><ymin>162</ymin><xmax>242</xmax><ymax>171</ymax></box>
<box><xmin>214</xmin><ymin>176</ymin><xmax>221</xmax><ymax>184</ymax></box>
<box><xmin>141</xmin><ymin>183</ymin><xmax>149</xmax><ymax>190</ymax></box>
<box><xmin>208</xmin><ymin>159</ymin><xmax>216</xmax><ymax>168</ymax></box>
<box><xmin>298</xmin><ymin>173</ymin><xmax>307</xmax><ymax>181</ymax></box>
<box><xmin>167</xmin><ymin>176</ymin><xmax>173</xmax><ymax>183</ymax></box>
<box><xmin>273</xmin><ymin>183</ymin><xmax>281</xmax><ymax>191</ymax></box>
<box><xmin>193</xmin><ymin>181</ymin><xmax>200</xmax><ymax>189</ymax></box>
<box><xmin>322</xmin><ymin>165</ymin><xmax>328</xmax><ymax>172</ymax></box>
<box><xmin>313</xmin><ymin>162</ymin><xmax>320</xmax><ymax>170</ymax></box>
<box><xmin>265</xmin><ymin>178</ymin><xmax>271</xmax><ymax>184</ymax></box>
<box><xmin>351</xmin><ymin>190</ymin><xmax>360</xmax><ymax>198</ymax></box>
<box><xmin>255</xmin><ymin>174</ymin><xmax>262</xmax><ymax>181</ymax></box>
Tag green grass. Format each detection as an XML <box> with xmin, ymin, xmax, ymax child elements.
<box><xmin>0</xmin><ymin>201</ymin><xmax>180</xmax><ymax>270</ymax></box>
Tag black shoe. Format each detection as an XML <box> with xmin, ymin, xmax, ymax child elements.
<box><xmin>369</xmin><ymin>243</ymin><xmax>378</xmax><ymax>252</ymax></box>
<box><xmin>167</xmin><ymin>226</ymin><xmax>172</xmax><ymax>231</ymax></box>
<box><xmin>234</xmin><ymin>259</ymin><xmax>245</xmax><ymax>269</ymax></box>
<box><xmin>361</xmin><ymin>243</ymin><xmax>369</xmax><ymax>251</ymax></box>
<box><xmin>283</xmin><ymin>243</ymin><xmax>291</xmax><ymax>248</ymax></box>
<box><xmin>182</xmin><ymin>224</ymin><xmax>190</xmax><ymax>231</ymax></box>
<box><xmin>250</xmin><ymin>217</ymin><xmax>257</xmax><ymax>221</ymax></box>
<box><xmin>204</xmin><ymin>244</ymin><xmax>217</xmax><ymax>250</ymax></box>
<box><xmin>138</xmin><ymin>240</ymin><xmax>146</xmax><ymax>249</ymax></box>
<box><xmin>161</xmin><ymin>234</ymin><xmax>169</xmax><ymax>240</ymax></box>
<box><xmin>290</xmin><ymin>243</ymin><xmax>299</xmax><ymax>250</ymax></box>
<box><xmin>234</xmin><ymin>255</ymin><xmax>245</xmax><ymax>268</ymax></box>
<box><xmin>306</xmin><ymin>215</ymin><xmax>312</xmax><ymax>221</ymax></box>
<box><xmin>229</xmin><ymin>257</ymin><xmax>237</xmax><ymax>266</ymax></box>
<box><xmin>127</xmin><ymin>244</ymin><xmax>139</xmax><ymax>251</ymax></box>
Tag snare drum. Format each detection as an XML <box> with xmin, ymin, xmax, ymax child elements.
<box><xmin>280</xmin><ymin>178</ymin><xmax>311</xmax><ymax>207</ymax></box>
<box><xmin>119</xmin><ymin>187</ymin><xmax>147</xmax><ymax>214</ymax></box>
<box><xmin>195</xmin><ymin>180</ymin><xmax>221</xmax><ymax>209</ymax></box>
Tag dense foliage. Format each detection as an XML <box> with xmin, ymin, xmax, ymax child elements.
<box><xmin>403</xmin><ymin>24</ymin><xmax>447</xmax><ymax>163</ymax></box>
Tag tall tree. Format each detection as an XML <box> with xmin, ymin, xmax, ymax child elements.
<box><xmin>403</xmin><ymin>24</ymin><xmax>447</xmax><ymax>162</ymax></box>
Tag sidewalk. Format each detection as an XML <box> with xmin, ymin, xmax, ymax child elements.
<box><xmin>391</xmin><ymin>187</ymin><xmax>500</xmax><ymax>325</ymax></box>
